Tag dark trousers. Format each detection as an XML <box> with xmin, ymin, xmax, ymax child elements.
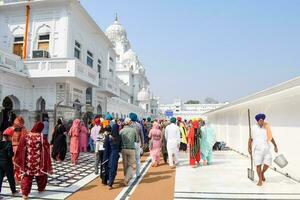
<box><xmin>21</xmin><ymin>175</ymin><xmax>48</xmax><ymax>196</ymax></box>
<box><xmin>95</xmin><ymin>150</ymin><xmax>104</xmax><ymax>175</ymax></box>
<box><xmin>108</xmin><ymin>151</ymin><xmax>120</xmax><ymax>187</ymax></box>
<box><xmin>0</xmin><ymin>162</ymin><xmax>16</xmax><ymax>193</ymax></box>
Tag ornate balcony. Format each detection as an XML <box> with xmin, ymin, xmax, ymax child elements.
<box><xmin>24</xmin><ymin>58</ymin><xmax>99</xmax><ymax>86</ymax></box>
<box><xmin>0</xmin><ymin>48</ymin><xmax>26</xmax><ymax>75</ymax></box>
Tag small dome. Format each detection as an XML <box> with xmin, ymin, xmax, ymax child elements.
<box><xmin>105</xmin><ymin>18</ymin><xmax>127</xmax><ymax>43</ymax></box>
<box><xmin>123</xmin><ymin>49</ymin><xmax>137</xmax><ymax>61</ymax></box>
<box><xmin>137</xmin><ymin>87</ymin><xmax>150</xmax><ymax>101</ymax></box>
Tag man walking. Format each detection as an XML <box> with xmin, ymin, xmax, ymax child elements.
<box><xmin>165</xmin><ymin>117</ymin><xmax>181</xmax><ymax>168</ymax></box>
<box><xmin>120</xmin><ymin>118</ymin><xmax>137</xmax><ymax>186</ymax></box>
<box><xmin>129</xmin><ymin>113</ymin><xmax>144</xmax><ymax>177</ymax></box>
<box><xmin>248</xmin><ymin>113</ymin><xmax>278</xmax><ymax>186</ymax></box>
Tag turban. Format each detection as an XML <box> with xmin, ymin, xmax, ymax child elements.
<box><xmin>94</xmin><ymin>118</ymin><xmax>100</xmax><ymax>126</ymax></box>
<box><xmin>31</xmin><ymin>121</ymin><xmax>44</xmax><ymax>133</ymax></box>
<box><xmin>147</xmin><ymin>117</ymin><xmax>151</xmax><ymax>122</ymax></box>
<box><xmin>177</xmin><ymin>117</ymin><xmax>182</xmax><ymax>122</ymax></box>
<box><xmin>255</xmin><ymin>113</ymin><xmax>266</xmax><ymax>121</ymax></box>
<box><xmin>129</xmin><ymin>113</ymin><xmax>138</xmax><ymax>122</ymax></box>
<box><xmin>14</xmin><ymin>116</ymin><xmax>24</xmax><ymax>128</ymax></box>
<box><xmin>170</xmin><ymin>117</ymin><xmax>176</xmax><ymax>123</ymax></box>
<box><xmin>105</xmin><ymin>114</ymin><xmax>113</xmax><ymax>120</ymax></box>
<box><xmin>124</xmin><ymin>118</ymin><xmax>131</xmax><ymax>125</ymax></box>
<box><xmin>3</xmin><ymin>127</ymin><xmax>14</xmax><ymax>137</ymax></box>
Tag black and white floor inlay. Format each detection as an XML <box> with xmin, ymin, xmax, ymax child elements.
<box><xmin>1</xmin><ymin>153</ymin><xmax>98</xmax><ymax>200</ymax></box>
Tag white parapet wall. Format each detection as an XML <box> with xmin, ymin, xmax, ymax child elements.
<box><xmin>206</xmin><ymin>76</ymin><xmax>300</xmax><ymax>181</ymax></box>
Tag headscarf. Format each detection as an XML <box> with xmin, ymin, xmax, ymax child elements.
<box><xmin>13</xmin><ymin>116</ymin><xmax>25</xmax><ymax>128</ymax></box>
<box><xmin>69</xmin><ymin>119</ymin><xmax>81</xmax><ymax>132</ymax></box>
<box><xmin>3</xmin><ymin>127</ymin><xmax>14</xmax><ymax>137</ymax></box>
<box><xmin>255</xmin><ymin>113</ymin><xmax>266</xmax><ymax>121</ymax></box>
<box><xmin>170</xmin><ymin>117</ymin><xmax>176</xmax><ymax>124</ymax></box>
<box><xmin>31</xmin><ymin>121</ymin><xmax>44</xmax><ymax>133</ymax></box>
<box><xmin>192</xmin><ymin>121</ymin><xmax>199</xmax><ymax>129</ymax></box>
<box><xmin>129</xmin><ymin>113</ymin><xmax>138</xmax><ymax>122</ymax></box>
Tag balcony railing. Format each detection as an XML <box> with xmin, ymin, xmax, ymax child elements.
<box><xmin>24</xmin><ymin>58</ymin><xmax>99</xmax><ymax>86</ymax></box>
<box><xmin>97</xmin><ymin>78</ymin><xmax>120</xmax><ymax>97</ymax></box>
<box><xmin>0</xmin><ymin>48</ymin><xmax>26</xmax><ymax>74</ymax></box>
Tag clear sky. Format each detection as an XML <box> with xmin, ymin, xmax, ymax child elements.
<box><xmin>81</xmin><ymin>0</ymin><xmax>300</xmax><ymax>104</ymax></box>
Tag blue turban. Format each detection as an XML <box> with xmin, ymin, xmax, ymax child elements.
<box><xmin>129</xmin><ymin>113</ymin><xmax>138</xmax><ymax>122</ymax></box>
<box><xmin>105</xmin><ymin>113</ymin><xmax>113</xmax><ymax>120</ymax></box>
<box><xmin>255</xmin><ymin>113</ymin><xmax>266</xmax><ymax>121</ymax></box>
<box><xmin>170</xmin><ymin>117</ymin><xmax>176</xmax><ymax>123</ymax></box>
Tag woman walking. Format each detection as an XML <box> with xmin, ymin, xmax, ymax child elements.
<box><xmin>69</xmin><ymin>119</ymin><xmax>81</xmax><ymax>165</ymax></box>
<box><xmin>148</xmin><ymin>122</ymin><xmax>162</xmax><ymax>167</ymax></box>
<box><xmin>51</xmin><ymin>123</ymin><xmax>67</xmax><ymax>162</ymax></box>
<box><xmin>14</xmin><ymin>122</ymin><xmax>52</xmax><ymax>200</ymax></box>
<box><xmin>188</xmin><ymin>119</ymin><xmax>201</xmax><ymax>167</ymax></box>
<box><xmin>104</xmin><ymin>124</ymin><xmax>122</xmax><ymax>189</ymax></box>
<box><xmin>80</xmin><ymin>122</ymin><xmax>88</xmax><ymax>152</ymax></box>
<box><xmin>0</xmin><ymin>127</ymin><xmax>17</xmax><ymax>199</ymax></box>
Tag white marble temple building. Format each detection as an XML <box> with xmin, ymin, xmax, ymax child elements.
<box><xmin>159</xmin><ymin>99</ymin><xmax>228</xmax><ymax>120</ymax></box>
<box><xmin>0</xmin><ymin>0</ymin><xmax>158</xmax><ymax>134</ymax></box>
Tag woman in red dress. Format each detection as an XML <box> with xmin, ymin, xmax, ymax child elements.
<box><xmin>69</xmin><ymin>119</ymin><xmax>81</xmax><ymax>165</ymax></box>
<box><xmin>14</xmin><ymin>121</ymin><xmax>52</xmax><ymax>199</ymax></box>
<box><xmin>188</xmin><ymin>120</ymin><xmax>201</xmax><ymax>167</ymax></box>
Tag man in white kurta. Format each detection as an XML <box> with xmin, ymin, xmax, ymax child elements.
<box><xmin>165</xmin><ymin>117</ymin><xmax>181</xmax><ymax>168</ymax></box>
<box><xmin>248</xmin><ymin>113</ymin><xmax>278</xmax><ymax>186</ymax></box>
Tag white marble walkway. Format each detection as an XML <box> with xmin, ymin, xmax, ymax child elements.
<box><xmin>174</xmin><ymin>150</ymin><xmax>300</xmax><ymax>200</ymax></box>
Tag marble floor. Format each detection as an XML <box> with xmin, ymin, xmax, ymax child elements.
<box><xmin>174</xmin><ymin>150</ymin><xmax>300</xmax><ymax>200</ymax></box>
<box><xmin>1</xmin><ymin>153</ymin><xmax>97</xmax><ymax>200</ymax></box>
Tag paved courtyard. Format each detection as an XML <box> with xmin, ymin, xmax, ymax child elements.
<box><xmin>175</xmin><ymin>151</ymin><xmax>300</xmax><ymax>200</ymax></box>
<box><xmin>1</xmin><ymin>153</ymin><xmax>97</xmax><ymax>199</ymax></box>
<box><xmin>1</xmin><ymin>151</ymin><xmax>300</xmax><ymax>199</ymax></box>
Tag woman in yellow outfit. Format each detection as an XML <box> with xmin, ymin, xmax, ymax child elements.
<box><xmin>177</xmin><ymin>117</ymin><xmax>188</xmax><ymax>152</ymax></box>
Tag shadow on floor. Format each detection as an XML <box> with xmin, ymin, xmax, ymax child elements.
<box><xmin>140</xmin><ymin>175</ymin><xmax>172</xmax><ymax>184</ymax></box>
<box><xmin>80</xmin><ymin>184</ymin><xmax>98</xmax><ymax>191</ymax></box>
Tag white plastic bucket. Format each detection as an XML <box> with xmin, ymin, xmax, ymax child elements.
<box><xmin>274</xmin><ymin>154</ymin><xmax>288</xmax><ymax>168</ymax></box>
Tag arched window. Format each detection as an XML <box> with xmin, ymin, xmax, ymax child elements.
<box><xmin>36</xmin><ymin>97</ymin><xmax>46</xmax><ymax>112</ymax></box>
<box><xmin>97</xmin><ymin>105</ymin><xmax>102</xmax><ymax>115</ymax></box>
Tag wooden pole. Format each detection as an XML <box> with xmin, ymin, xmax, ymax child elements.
<box><xmin>23</xmin><ymin>2</ymin><xmax>30</xmax><ymax>60</ymax></box>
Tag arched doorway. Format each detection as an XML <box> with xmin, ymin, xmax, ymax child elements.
<box><xmin>0</xmin><ymin>96</ymin><xmax>19</xmax><ymax>133</ymax></box>
<box><xmin>73</xmin><ymin>99</ymin><xmax>82</xmax><ymax>119</ymax></box>
<box><xmin>36</xmin><ymin>97</ymin><xmax>47</xmax><ymax>121</ymax></box>
<box><xmin>97</xmin><ymin>104</ymin><xmax>103</xmax><ymax>115</ymax></box>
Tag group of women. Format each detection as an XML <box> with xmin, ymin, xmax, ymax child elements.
<box><xmin>0</xmin><ymin>116</ymin><xmax>52</xmax><ymax>200</ymax></box>
<box><xmin>147</xmin><ymin>117</ymin><xmax>216</xmax><ymax>168</ymax></box>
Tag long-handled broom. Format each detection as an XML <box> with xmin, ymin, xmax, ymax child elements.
<box><xmin>247</xmin><ymin>109</ymin><xmax>255</xmax><ymax>181</ymax></box>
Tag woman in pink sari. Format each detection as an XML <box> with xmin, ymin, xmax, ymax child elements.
<box><xmin>79</xmin><ymin>122</ymin><xmax>88</xmax><ymax>152</ymax></box>
<box><xmin>148</xmin><ymin>122</ymin><xmax>162</xmax><ymax>167</ymax></box>
<box><xmin>69</xmin><ymin>119</ymin><xmax>81</xmax><ymax>165</ymax></box>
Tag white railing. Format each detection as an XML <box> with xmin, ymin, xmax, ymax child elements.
<box><xmin>24</xmin><ymin>58</ymin><xmax>99</xmax><ymax>86</ymax></box>
<box><xmin>0</xmin><ymin>48</ymin><xmax>25</xmax><ymax>73</ymax></box>
<box><xmin>206</xmin><ymin>76</ymin><xmax>300</xmax><ymax>181</ymax></box>
<box><xmin>99</xmin><ymin>78</ymin><xmax>120</xmax><ymax>97</ymax></box>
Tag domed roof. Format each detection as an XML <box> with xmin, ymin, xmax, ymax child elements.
<box><xmin>137</xmin><ymin>87</ymin><xmax>150</xmax><ymax>101</ymax></box>
<box><xmin>123</xmin><ymin>49</ymin><xmax>137</xmax><ymax>61</ymax></box>
<box><xmin>105</xmin><ymin>16</ymin><xmax>127</xmax><ymax>43</ymax></box>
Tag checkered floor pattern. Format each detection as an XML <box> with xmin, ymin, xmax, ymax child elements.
<box><xmin>1</xmin><ymin>153</ymin><xmax>98</xmax><ymax>199</ymax></box>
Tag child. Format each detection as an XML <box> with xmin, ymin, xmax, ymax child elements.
<box><xmin>0</xmin><ymin>127</ymin><xmax>17</xmax><ymax>199</ymax></box>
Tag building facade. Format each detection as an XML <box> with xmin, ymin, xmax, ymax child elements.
<box><xmin>0</xmin><ymin>0</ymin><xmax>157</xmax><ymax>134</ymax></box>
<box><xmin>159</xmin><ymin>99</ymin><xmax>228</xmax><ymax>120</ymax></box>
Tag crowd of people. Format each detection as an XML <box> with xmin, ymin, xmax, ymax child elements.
<box><xmin>0</xmin><ymin>112</ymin><xmax>218</xmax><ymax>199</ymax></box>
